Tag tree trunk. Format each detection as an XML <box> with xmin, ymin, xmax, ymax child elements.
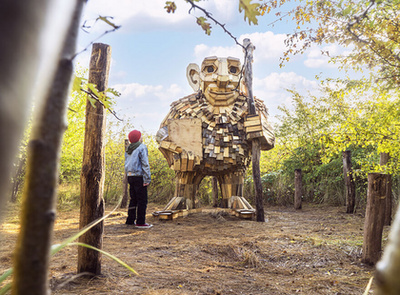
<box><xmin>294</xmin><ymin>169</ymin><xmax>302</xmax><ymax>210</ymax></box>
<box><xmin>121</xmin><ymin>139</ymin><xmax>129</xmax><ymax>208</ymax></box>
<box><xmin>242</xmin><ymin>39</ymin><xmax>264</xmax><ymax>222</ymax></box>
<box><xmin>212</xmin><ymin>176</ymin><xmax>219</xmax><ymax>207</ymax></box>
<box><xmin>380</xmin><ymin>152</ymin><xmax>392</xmax><ymax>226</ymax></box>
<box><xmin>384</xmin><ymin>175</ymin><xmax>393</xmax><ymax>226</ymax></box>
<box><xmin>78</xmin><ymin>43</ymin><xmax>111</xmax><ymax>276</ymax></box>
<box><xmin>362</xmin><ymin>173</ymin><xmax>388</xmax><ymax>265</ymax></box>
<box><xmin>12</xmin><ymin>1</ymin><xmax>84</xmax><ymax>294</ymax></box>
<box><xmin>252</xmin><ymin>138</ymin><xmax>265</xmax><ymax>222</ymax></box>
<box><xmin>342</xmin><ymin>150</ymin><xmax>355</xmax><ymax>213</ymax></box>
<box><xmin>0</xmin><ymin>0</ymin><xmax>52</xmax><ymax>220</ymax></box>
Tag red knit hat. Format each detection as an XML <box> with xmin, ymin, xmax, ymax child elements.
<box><xmin>128</xmin><ymin>130</ymin><xmax>141</xmax><ymax>143</ymax></box>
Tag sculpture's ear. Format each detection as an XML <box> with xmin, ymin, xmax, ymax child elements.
<box><xmin>186</xmin><ymin>63</ymin><xmax>200</xmax><ymax>92</ymax></box>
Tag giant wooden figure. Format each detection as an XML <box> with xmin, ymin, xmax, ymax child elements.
<box><xmin>156</xmin><ymin>56</ymin><xmax>274</xmax><ymax>215</ymax></box>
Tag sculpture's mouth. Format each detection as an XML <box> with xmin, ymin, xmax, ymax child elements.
<box><xmin>209</xmin><ymin>90</ymin><xmax>234</xmax><ymax>95</ymax></box>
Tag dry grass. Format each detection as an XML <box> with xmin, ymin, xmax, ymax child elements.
<box><xmin>0</xmin><ymin>203</ymin><xmax>386</xmax><ymax>294</ymax></box>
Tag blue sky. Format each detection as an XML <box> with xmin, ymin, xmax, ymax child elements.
<box><xmin>75</xmin><ymin>0</ymin><xmax>346</xmax><ymax>135</ymax></box>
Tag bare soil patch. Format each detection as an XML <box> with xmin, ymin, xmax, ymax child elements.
<box><xmin>1</xmin><ymin>203</ymin><xmax>383</xmax><ymax>294</ymax></box>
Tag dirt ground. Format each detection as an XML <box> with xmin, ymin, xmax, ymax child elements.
<box><xmin>0</xmin><ymin>203</ymin><xmax>386</xmax><ymax>294</ymax></box>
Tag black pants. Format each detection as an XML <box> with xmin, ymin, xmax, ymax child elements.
<box><xmin>126</xmin><ymin>176</ymin><xmax>148</xmax><ymax>225</ymax></box>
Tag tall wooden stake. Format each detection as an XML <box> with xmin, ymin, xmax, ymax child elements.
<box><xmin>342</xmin><ymin>150</ymin><xmax>355</xmax><ymax>213</ymax></box>
<box><xmin>362</xmin><ymin>173</ymin><xmax>387</xmax><ymax>265</ymax></box>
<box><xmin>78</xmin><ymin>43</ymin><xmax>111</xmax><ymax>276</ymax></box>
<box><xmin>294</xmin><ymin>169</ymin><xmax>302</xmax><ymax>210</ymax></box>
<box><xmin>243</xmin><ymin>38</ymin><xmax>264</xmax><ymax>222</ymax></box>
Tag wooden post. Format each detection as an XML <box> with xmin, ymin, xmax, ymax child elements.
<box><xmin>212</xmin><ymin>176</ymin><xmax>218</xmax><ymax>207</ymax></box>
<box><xmin>78</xmin><ymin>43</ymin><xmax>111</xmax><ymax>276</ymax></box>
<box><xmin>120</xmin><ymin>139</ymin><xmax>129</xmax><ymax>208</ymax></box>
<box><xmin>294</xmin><ymin>169</ymin><xmax>302</xmax><ymax>210</ymax></box>
<box><xmin>362</xmin><ymin>173</ymin><xmax>388</xmax><ymax>265</ymax></box>
<box><xmin>243</xmin><ymin>38</ymin><xmax>265</xmax><ymax>222</ymax></box>
<box><xmin>380</xmin><ymin>152</ymin><xmax>392</xmax><ymax>226</ymax></box>
<box><xmin>342</xmin><ymin>150</ymin><xmax>355</xmax><ymax>213</ymax></box>
<box><xmin>384</xmin><ymin>175</ymin><xmax>392</xmax><ymax>226</ymax></box>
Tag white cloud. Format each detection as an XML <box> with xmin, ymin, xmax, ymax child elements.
<box><xmin>253</xmin><ymin>72</ymin><xmax>319</xmax><ymax>118</ymax></box>
<box><xmin>111</xmin><ymin>82</ymin><xmax>187</xmax><ymax>133</ymax></box>
<box><xmin>193</xmin><ymin>31</ymin><xmax>287</xmax><ymax>64</ymax></box>
<box><xmin>83</xmin><ymin>0</ymin><xmax>238</xmax><ymax>33</ymax></box>
<box><xmin>304</xmin><ymin>44</ymin><xmax>347</xmax><ymax>68</ymax></box>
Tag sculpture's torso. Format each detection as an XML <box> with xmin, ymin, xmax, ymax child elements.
<box><xmin>162</xmin><ymin>92</ymin><xmax>254</xmax><ymax>175</ymax></box>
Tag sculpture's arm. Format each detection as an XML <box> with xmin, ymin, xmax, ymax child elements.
<box><xmin>244</xmin><ymin>98</ymin><xmax>275</xmax><ymax>151</ymax></box>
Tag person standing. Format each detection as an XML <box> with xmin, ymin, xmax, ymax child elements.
<box><xmin>125</xmin><ymin>130</ymin><xmax>152</xmax><ymax>228</ymax></box>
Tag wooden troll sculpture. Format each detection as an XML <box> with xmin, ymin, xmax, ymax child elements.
<box><xmin>155</xmin><ymin>56</ymin><xmax>274</xmax><ymax>217</ymax></box>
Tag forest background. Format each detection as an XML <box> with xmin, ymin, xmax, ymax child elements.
<box><xmin>8</xmin><ymin>0</ymin><xmax>400</xmax><ymax>213</ymax></box>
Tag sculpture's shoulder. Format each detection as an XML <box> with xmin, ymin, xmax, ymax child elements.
<box><xmin>254</xmin><ymin>97</ymin><xmax>269</xmax><ymax>117</ymax></box>
<box><xmin>170</xmin><ymin>93</ymin><xmax>199</xmax><ymax>111</ymax></box>
<box><xmin>160</xmin><ymin>93</ymin><xmax>199</xmax><ymax>127</ymax></box>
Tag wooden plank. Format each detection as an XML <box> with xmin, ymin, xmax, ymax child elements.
<box><xmin>187</xmin><ymin>151</ymin><xmax>194</xmax><ymax>171</ymax></box>
<box><xmin>246</xmin><ymin>125</ymin><xmax>263</xmax><ymax>133</ymax></box>
<box><xmin>167</xmin><ymin>118</ymin><xmax>203</xmax><ymax>159</ymax></box>
<box><xmin>244</xmin><ymin>119</ymin><xmax>261</xmax><ymax>127</ymax></box>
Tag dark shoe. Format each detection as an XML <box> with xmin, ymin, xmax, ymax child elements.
<box><xmin>126</xmin><ymin>221</ymin><xmax>136</xmax><ymax>225</ymax></box>
<box><xmin>135</xmin><ymin>223</ymin><xmax>153</xmax><ymax>229</ymax></box>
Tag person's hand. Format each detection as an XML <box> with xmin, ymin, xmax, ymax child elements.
<box><xmin>143</xmin><ymin>183</ymin><xmax>150</xmax><ymax>187</ymax></box>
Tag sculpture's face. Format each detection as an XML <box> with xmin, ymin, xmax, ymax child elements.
<box><xmin>187</xmin><ymin>57</ymin><xmax>242</xmax><ymax>106</ymax></box>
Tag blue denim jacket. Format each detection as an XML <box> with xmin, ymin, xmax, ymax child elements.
<box><xmin>124</xmin><ymin>143</ymin><xmax>151</xmax><ymax>184</ymax></box>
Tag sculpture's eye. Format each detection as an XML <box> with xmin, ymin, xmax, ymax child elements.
<box><xmin>230</xmin><ymin>66</ymin><xmax>239</xmax><ymax>74</ymax></box>
<box><xmin>207</xmin><ymin>66</ymin><xmax>214</xmax><ymax>73</ymax></box>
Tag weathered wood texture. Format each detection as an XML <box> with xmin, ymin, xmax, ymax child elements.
<box><xmin>168</xmin><ymin>118</ymin><xmax>203</xmax><ymax>157</ymax></box>
<box><xmin>243</xmin><ymin>39</ymin><xmax>265</xmax><ymax>222</ymax></box>
<box><xmin>362</xmin><ymin>173</ymin><xmax>388</xmax><ymax>265</ymax></box>
<box><xmin>342</xmin><ymin>150</ymin><xmax>356</xmax><ymax>213</ymax></box>
<box><xmin>380</xmin><ymin>152</ymin><xmax>392</xmax><ymax>226</ymax></box>
<box><xmin>78</xmin><ymin>43</ymin><xmax>111</xmax><ymax>275</ymax></box>
<box><xmin>294</xmin><ymin>169</ymin><xmax>302</xmax><ymax>210</ymax></box>
<box><xmin>252</xmin><ymin>138</ymin><xmax>265</xmax><ymax>221</ymax></box>
<box><xmin>11</xmin><ymin>1</ymin><xmax>84</xmax><ymax>294</ymax></box>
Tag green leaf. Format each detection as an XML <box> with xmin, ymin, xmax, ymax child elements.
<box><xmin>0</xmin><ymin>282</ymin><xmax>11</xmax><ymax>295</ymax></box>
<box><xmin>196</xmin><ymin>17</ymin><xmax>212</xmax><ymax>35</ymax></box>
<box><xmin>106</xmin><ymin>87</ymin><xmax>121</xmax><ymax>97</ymax></box>
<box><xmin>164</xmin><ymin>1</ymin><xmax>177</xmax><ymax>13</ymax></box>
<box><xmin>239</xmin><ymin>0</ymin><xmax>261</xmax><ymax>25</ymax></box>
<box><xmin>97</xmin><ymin>16</ymin><xmax>121</xmax><ymax>30</ymax></box>
<box><xmin>70</xmin><ymin>242</ymin><xmax>138</xmax><ymax>276</ymax></box>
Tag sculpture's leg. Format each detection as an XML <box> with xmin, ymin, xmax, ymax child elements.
<box><xmin>162</xmin><ymin>171</ymin><xmax>203</xmax><ymax>210</ymax></box>
<box><xmin>217</xmin><ymin>172</ymin><xmax>245</xmax><ymax>208</ymax></box>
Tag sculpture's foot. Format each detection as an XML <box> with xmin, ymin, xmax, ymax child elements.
<box><xmin>229</xmin><ymin>196</ymin><xmax>256</xmax><ymax>219</ymax></box>
<box><xmin>152</xmin><ymin>196</ymin><xmax>201</xmax><ymax>220</ymax></box>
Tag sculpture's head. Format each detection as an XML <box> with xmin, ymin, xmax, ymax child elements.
<box><xmin>186</xmin><ymin>56</ymin><xmax>242</xmax><ymax>106</ymax></box>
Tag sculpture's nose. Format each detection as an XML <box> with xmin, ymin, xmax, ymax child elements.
<box><xmin>217</xmin><ymin>75</ymin><xmax>229</xmax><ymax>88</ymax></box>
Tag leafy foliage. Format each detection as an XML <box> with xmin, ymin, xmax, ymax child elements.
<box><xmin>239</xmin><ymin>0</ymin><xmax>261</xmax><ymax>25</ymax></box>
<box><xmin>260</xmin><ymin>0</ymin><xmax>400</xmax><ymax>88</ymax></box>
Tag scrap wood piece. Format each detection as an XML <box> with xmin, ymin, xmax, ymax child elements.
<box><xmin>167</xmin><ymin>118</ymin><xmax>203</xmax><ymax>160</ymax></box>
